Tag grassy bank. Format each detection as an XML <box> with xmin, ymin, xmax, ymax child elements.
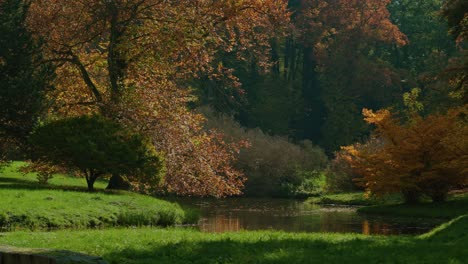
<box><xmin>0</xmin><ymin>162</ymin><xmax>195</xmax><ymax>230</ymax></box>
<box><xmin>306</xmin><ymin>192</ymin><xmax>402</xmax><ymax>206</ymax></box>
<box><xmin>357</xmin><ymin>193</ymin><xmax>468</xmax><ymax>219</ymax></box>
<box><xmin>307</xmin><ymin>192</ymin><xmax>468</xmax><ymax>219</ymax></box>
<box><xmin>0</xmin><ymin>215</ymin><xmax>466</xmax><ymax>264</ymax></box>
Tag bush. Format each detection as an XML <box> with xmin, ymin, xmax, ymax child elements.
<box><xmin>29</xmin><ymin>115</ymin><xmax>165</xmax><ymax>191</ymax></box>
<box><xmin>325</xmin><ymin>141</ymin><xmax>376</xmax><ymax>193</ymax></box>
<box><xmin>343</xmin><ymin>108</ymin><xmax>468</xmax><ymax>203</ymax></box>
<box><xmin>201</xmin><ymin>107</ymin><xmax>329</xmax><ymax>197</ymax></box>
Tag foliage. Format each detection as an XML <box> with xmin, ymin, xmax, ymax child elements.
<box><xmin>0</xmin><ymin>216</ymin><xmax>467</xmax><ymax>264</ymax></box>
<box><xmin>19</xmin><ymin>160</ymin><xmax>57</xmax><ymax>185</ymax></box>
<box><xmin>343</xmin><ymin>107</ymin><xmax>468</xmax><ymax>203</ymax></box>
<box><xmin>202</xmin><ymin>108</ymin><xmax>328</xmax><ymax>197</ymax></box>
<box><xmin>325</xmin><ymin>153</ymin><xmax>361</xmax><ymax>193</ymax></box>
<box><xmin>441</xmin><ymin>0</ymin><xmax>468</xmax><ymax>44</ymax></box>
<box><xmin>25</xmin><ymin>0</ymin><xmax>290</xmax><ymax>196</ymax></box>
<box><xmin>112</xmin><ymin>85</ymin><xmax>246</xmax><ymax>198</ymax></box>
<box><xmin>29</xmin><ymin>115</ymin><xmax>165</xmax><ymax>191</ymax></box>
<box><xmin>440</xmin><ymin>0</ymin><xmax>467</xmax><ymax>104</ymax></box>
<box><xmin>0</xmin><ymin>0</ymin><xmax>53</xmax><ymax>159</ymax></box>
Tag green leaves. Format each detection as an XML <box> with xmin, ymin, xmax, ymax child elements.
<box><xmin>30</xmin><ymin>115</ymin><xmax>165</xmax><ymax>190</ymax></box>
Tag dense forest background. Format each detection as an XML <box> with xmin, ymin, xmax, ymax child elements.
<box><xmin>1</xmin><ymin>0</ymin><xmax>466</xmax><ymax>198</ymax></box>
<box><xmin>198</xmin><ymin>0</ymin><xmax>463</xmax><ymax>153</ymax></box>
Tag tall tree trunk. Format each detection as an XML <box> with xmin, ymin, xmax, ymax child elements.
<box><xmin>105</xmin><ymin>2</ymin><xmax>131</xmax><ymax>190</ymax></box>
<box><xmin>301</xmin><ymin>47</ymin><xmax>325</xmax><ymax>143</ymax></box>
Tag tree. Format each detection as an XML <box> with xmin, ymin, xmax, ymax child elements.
<box><xmin>110</xmin><ymin>78</ymin><xmax>247</xmax><ymax>197</ymax></box>
<box><xmin>30</xmin><ymin>115</ymin><xmax>164</xmax><ymax>191</ymax></box>
<box><xmin>0</xmin><ymin>0</ymin><xmax>53</xmax><ymax>159</ymax></box>
<box><xmin>343</xmin><ymin>107</ymin><xmax>468</xmax><ymax>203</ymax></box>
<box><xmin>440</xmin><ymin>0</ymin><xmax>467</xmax><ymax>104</ymax></box>
<box><xmin>304</xmin><ymin>0</ymin><xmax>407</xmax><ymax>152</ymax></box>
<box><xmin>26</xmin><ymin>0</ymin><xmax>290</xmax><ymax>196</ymax></box>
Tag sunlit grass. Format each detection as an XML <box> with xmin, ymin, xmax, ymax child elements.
<box><xmin>0</xmin><ymin>216</ymin><xmax>466</xmax><ymax>264</ymax></box>
<box><xmin>0</xmin><ymin>162</ymin><xmax>195</xmax><ymax>230</ymax></box>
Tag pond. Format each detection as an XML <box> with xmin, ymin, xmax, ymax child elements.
<box><xmin>172</xmin><ymin>198</ymin><xmax>444</xmax><ymax>235</ymax></box>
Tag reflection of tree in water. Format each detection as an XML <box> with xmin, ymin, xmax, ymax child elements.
<box><xmin>361</xmin><ymin>220</ymin><xmax>391</xmax><ymax>235</ymax></box>
<box><xmin>176</xmin><ymin>198</ymin><xmax>440</xmax><ymax>234</ymax></box>
<box><xmin>200</xmin><ymin>215</ymin><xmax>241</xmax><ymax>233</ymax></box>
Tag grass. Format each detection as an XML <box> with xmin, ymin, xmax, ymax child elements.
<box><xmin>0</xmin><ymin>162</ymin><xmax>196</xmax><ymax>230</ymax></box>
<box><xmin>1</xmin><ymin>162</ymin><xmax>467</xmax><ymax>263</ymax></box>
<box><xmin>0</xmin><ymin>215</ymin><xmax>466</xmax><ymax>264</ymax></box>
<box><xmin>306</xmin><ymin>192</ymin><xmax>403</xmax><ymax>206</ymax></box>
<box><xmin>357</xmin><ymin>193</ymin><xmax>468</xmax><ymax>219</ymax></box>
<box><xmin>0</xmin><ymin>161</ymin><xmax>108</xmax><ymax>190</ymax></box>
<box><xmin>307</xmin><ymin>191</ymin><xmax>468</xmax><ymax>219</ymax></box>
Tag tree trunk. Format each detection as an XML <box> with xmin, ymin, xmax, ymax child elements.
<box><xmin>106</xmin><ymin>173</ymin><xmax>130</xmax><ymax>190</ymax></box>
<box><xmin>302</xmin><ymin>47</ymin><xmax>325</xmax><ymax>142</ymax></box>
<box><xmin>86</xmin><ymin>174</ymin><xmax>96</xmax><ymax>192</ymax></box>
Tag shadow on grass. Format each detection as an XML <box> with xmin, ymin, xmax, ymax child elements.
<box><xmin>0</xmin><ymin>245</ymin><xmax>106</xmax><ymax>263</ymax></box>
<box><xmin>0</xmin><ymin>176</ymin><xmax>124</xmax><ymax>195</ymax></box>
<box><xmin>100</xmin><ymin>235</ymin><xmax>467</xmax><ymax>264</ymax></box>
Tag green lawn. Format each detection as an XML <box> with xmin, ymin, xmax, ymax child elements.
<box><xmin>0</xmin><ymin>215</ymin><xmax>467</xmax><ymax>264</ymax></box>
<box><xmin>1</xmin><ymin>162</ymin><xmax>467</xmax><ymax>263</ymax></box>
<box><xmin>0</xmin><ymin>162</ymin><xmax>195</xmax><ymax>230</ymax></box>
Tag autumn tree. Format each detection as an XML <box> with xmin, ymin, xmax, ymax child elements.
<box><xmin>302</xmin><ymin>0</ymin><xmax>408</xmax><ymax>152</ymax></box>
<box><xmin>110</xmin><ymin>76</ymin><xmax>247</xmax><ymax>197</ymax></box>
<box><xmin>26</xmin><ymin>0</ymin><xmax>290</xmax><ymax>196</ymax></box>
<box><xmin>344</xmin><ymin>107</ymin><xmax>468</xmax><ymax>203</ymax></box>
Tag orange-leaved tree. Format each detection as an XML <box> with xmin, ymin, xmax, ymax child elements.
<box><xmin>25</xmin><ymin>0</ymin><xmax>290</xmax><ymax>196</ymax></box>
<box><xmin>343</xmin><ymin>107</ymin><xmax>468</xmax><ymax>203</ymax></box>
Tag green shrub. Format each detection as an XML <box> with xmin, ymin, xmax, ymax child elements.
<box><xmin>30</xmin><ymin>115</ymin><xmax>165</xmax><ymax>191</ymax></box>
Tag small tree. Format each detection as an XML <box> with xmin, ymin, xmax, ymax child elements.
<box><xmin>343</xmin><ymin>107</ymin><xmax>468</xmax><ymax>203</ymax></box>
<box><xmin>30</xmin><ymin>115</ymin><xmax>164</xmax><ymax>191</ymax></box>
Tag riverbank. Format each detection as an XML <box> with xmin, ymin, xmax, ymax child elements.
<box><xmin>1</xmin><ymin>162</ymin><xmax>467</xmax><ymax>263</ymax></box>
<box><xmin>306</xmin><ymin>192</ymin><xmax>402</xmax><ymax>206</ymax></box>
<box><xmin>358</xmin><ymin>193</ymin><xmax>468</xmax><ymax>219</ymax></box>
<box><xmin>0</xmin><ymin>162</ymin><xmax>195</xmax><ymax>230</ymax></box>
<box><xmin>0</xmin><ymin>215</ymin><xmax>466</xmax><ymax>264</ymax></box>
<box><xmin>307</xmin><ymin>191</ymin><xmax>468</xmax><ymax>219</ymax></box>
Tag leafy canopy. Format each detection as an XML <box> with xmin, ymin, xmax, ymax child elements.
<box><xmin>30</xmin><ymin>115</ymin><xmax>164</xmax><ymax>191</ymax></box>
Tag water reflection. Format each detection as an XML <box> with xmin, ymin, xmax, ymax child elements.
<box><xmin>172</xmin><ymin>198</ymin><xmax>442</xmax><ymax>235</ymax></box>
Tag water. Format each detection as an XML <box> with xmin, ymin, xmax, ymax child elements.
<box><xmin>172</xmin><ymin>198</ymin><xmax>443</xmax><ymax>235</ymax></box>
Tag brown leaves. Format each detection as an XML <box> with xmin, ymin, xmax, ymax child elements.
<box><xmin>110</xmin><ymin>75</ymin><xmax>246</xmax><ymax>197</ymax></box>
<box><xmin>26</xmin><ymin>0</ymin><xmax>290</xmax><ymax>196</ymax></box>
